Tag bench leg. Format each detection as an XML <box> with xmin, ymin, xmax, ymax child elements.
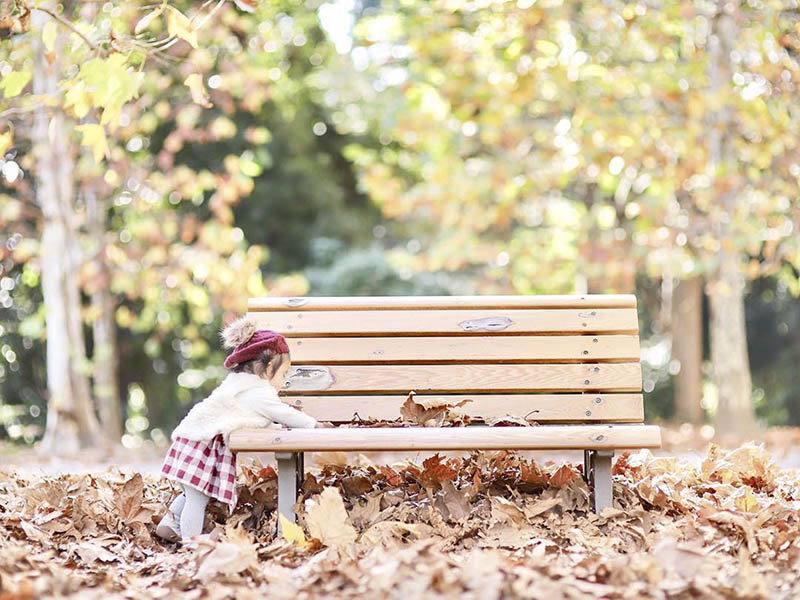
<box><xmin>276</xmin><ymin>452</ymin><xmax>303</xmax><ymax>530</ymax></box>
<box><xmin>584</xmin><ymin>449</ymin><xmax>614</xmax><ymax>514</ymax></box>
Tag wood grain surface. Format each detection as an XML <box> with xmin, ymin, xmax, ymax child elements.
<box><xmin>281</xmin><ymin>362</ymin><xmax>642</xmax><ymax>393</ymax></box>
<box><xmin>228</xmin><ymin>424</ymin><xmax>662</xmax><ymax>452</ymax></box>
<box><xmin>286</xmin><ymin>335</ymin><xmax>641</xmax><ymax>364</ymax></box>
<box><xmin>283</xmin><ymin>393</ymin><xmax>644</xmax><ymax>422</ymax></box>
<box><xmin>250</xmin><ymin>308</ymin><xmax>639</xmax><ymax>336</ymax></box>
<box><xmin>248</xmin><ymin>294</ymin><xmax>637</xmax><ymax>311</ymax></box>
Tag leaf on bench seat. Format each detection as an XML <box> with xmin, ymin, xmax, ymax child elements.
<box><xmin>484</xmin><ymin>414</ymin><xmax>538</xmax><ymax>427</ymax></box>
<box><xmin>399</xmin><ymin>392</ymin><xmax>472</xmax><ymax>426</ymax></box>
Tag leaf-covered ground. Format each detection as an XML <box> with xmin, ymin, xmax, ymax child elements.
<box><xmin>2</xmin><ymin>443</ymin><xmax>800</xmax><ymax>599</ymax></box>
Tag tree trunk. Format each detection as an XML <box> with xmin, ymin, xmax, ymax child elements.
<box><xmin>33</xmin><ymin>11</ymin><xmax>102</xmax><ymax>452</ymax></box>
<box><xmin>671</xmin><ymin>277</ymin><xmax>703</xmax><ymax>424</ymax></box>
<box><xmin>86</xmin><ymin>185</ymin><xmax>122</xmax><ymax>442</ymax></box>
<box><xmin>706</xmin><ymin>2</ymin><xmax>758</xmax><ymax>437</ymax></box>
<box><xmin>708</xmin><ymin>254</ymin><xmax>756</xmax><ymax>435</ymax></box>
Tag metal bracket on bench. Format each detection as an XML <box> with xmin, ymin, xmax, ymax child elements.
<box><xmin>275</xmin><ymin>452</ymin><xmax>304</xmax><ymax>531</ymax></box>
<box><xmin>584</xmin><ymin>449</ymin><xmax>614</xmax><ymax>514</ymax></box>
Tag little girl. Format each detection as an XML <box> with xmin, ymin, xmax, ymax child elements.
<box><xmin>155</xmin><ymin>317</ymin><xmax>317</xmax><ymax>542</ymax></box>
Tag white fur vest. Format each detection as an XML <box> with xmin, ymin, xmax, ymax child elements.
<box><xmin>171</xmin><ymin>371</ymin><xmax>298</xmax><ymax>445</ymax></box>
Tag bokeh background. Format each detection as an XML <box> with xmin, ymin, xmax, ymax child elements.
<box><xmin>1</xmin><ymin>0</ymin><xmax>799</xmax><ymax>455</ymax></box>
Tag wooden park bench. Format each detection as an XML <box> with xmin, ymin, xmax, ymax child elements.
<box><xmin>228</xmin><ymin>295</ymin><xmax>662</xmax><ymax>523</ymax></box>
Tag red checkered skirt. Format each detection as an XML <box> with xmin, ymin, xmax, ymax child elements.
<box><xmin>161</xmin><ymin>434</ymin><xmax>238</xmax><ymax>512</ymax></box>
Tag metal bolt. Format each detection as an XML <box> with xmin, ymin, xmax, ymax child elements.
<box><xmin>584</xmin><ymin>379</ymin><xmax>590</xmax><ymax>385</ymax></box>
<box><xmin>594</xmin><ymin>397</ymin><xmax>603</xmax><ymax>404</ymax></box>
<box><xmin>583</xmin><ymin>350</ymin><xmax>589</xmax><ymax>355</ymax></box>
<box><xmin>297</xmin><ymin>340</ymin><xmax>303</xmax><ymax>345</ymax></box>
<box><xmin>590</xmin><ymin>366</ymin><xmax>600</xmax><ymax>373</ymax></box>
<box><xmin>594</xmin><ymin>434</ymin><xmax>605</xmax><ymax>442</ymax></box>
<box><xmin>585</xmin><ymin>410</ymin><xmax>592</xmax><ymax>416</ymax></box>
<box><xmin>582</xmin><ymin>323</ymin><xmax>587</xmax><ymax>327</ymax></box>
<box><xmin>284</xmin><ymin>381</ymin><xmax>292</xmax><ymax>388</ymax></box>
<box><xmin>593</xmin><ymin>338</ymin><xmax>598</xmax><ymax>343</ymax></box>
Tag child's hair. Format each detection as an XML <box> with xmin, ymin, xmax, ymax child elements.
<box><xmin>220</xmin><ymin>317</ymin><xmax>290</xmax><ymax>379</ymax></box>
<box><xmin>231</xmin><ymin>349</ymin><xmax>289</xmax><ymax>379</ymax></box>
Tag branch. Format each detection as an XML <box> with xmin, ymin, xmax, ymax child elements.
<box><xmin>194</xmin><ymin>0</ymin><xmax>227</xmax><ymax>31</ymax></box>
<box><xmin>0</xmin><ymin>106</ymin><xmax>37</xmax><ymax>120</ymax></box>
<box><xmin>32</xmin><ymin>6</ymin><xmax>106</xmax><ymax>56</ymax></box>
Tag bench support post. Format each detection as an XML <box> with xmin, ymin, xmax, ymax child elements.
<box><xmin>584</xmin><ymin>449</ymin><xmax>614</xmax><ymax>514</ymax></box>
<box><xmin>275</xmin><ymin>452</ymin><xmax>303</xmax><ymax>530</ymax></box>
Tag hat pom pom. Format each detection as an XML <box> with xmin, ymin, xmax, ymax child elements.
<box><xmin>221</xmin><ymin>317</ymin><xmax>257</xmax><ymax>349</ymax></box>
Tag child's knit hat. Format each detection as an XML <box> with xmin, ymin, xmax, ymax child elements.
<box><xmin>221</xmin><ymin>317</ymin><xmax>289</xmax><ymax>368</ymax></box>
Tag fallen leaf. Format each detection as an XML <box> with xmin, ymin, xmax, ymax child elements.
<box><xmin>441</xmin><ymin>480</ymin><xmax>472</xmax><ymax>521</ymax></box>
<box><xmin>115</xmin><ymin>474</ymin><xmax>144</xmax><ymax>522</ymax></box>
<box><xmin>359</xmin><ymin>521</ymin><xmax>434</xmax><ymax>546</ymax></box>
<box><xmin>195</xmin><ymin>528</ymin><xmax>258</xmax><ymax>583</ymax></box>
<box><xmin>304</xmin><ymin>487</ymin><xmax>358</xmax><ymax>547</ymax></box>
<box><xmin>734</xmin><ymin>487</ymin><xmax>761</xmax><ymax>513</ymax></box>
<box><xmin>73</xmin><ymin>541</ymin><xmax>119</xmax><ymax>564</ymax></box>
<box><xmin>419</xmin><ymin>454</ymin><xmax>458</xmax><ymax>489</ymax></box>
<box><xmin>490</xmin><ymin>496</ymin><xmax>527</xmax><ymax>526</ymax></box>
<box><xmin>524</xmin><ymin>496</ymin><xmax>561</xmax><ymax>518</ymax></box>
<box><xmin>280</xmin><ymin>514</ymin><xmax>310</xmax><ymax>548</ymax></box>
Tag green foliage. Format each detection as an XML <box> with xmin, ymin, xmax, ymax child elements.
<box><xmin>306</xmin><ymin>242</ymin><xmax>452</xmax><ymax>296</ymax></box>
<box><xmin>1</xmin><ymin>0</ymin><xmax>800</xmax><ymax>444</ymax></box>
<box><xmin>332</xmin><ymin>0</ymin><xmax>800</xmax><ymax>293</ymax></box>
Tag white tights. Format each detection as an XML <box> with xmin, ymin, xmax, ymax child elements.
<box><xmin>168</xmin><ymin>485</ymin><xmax>210</xmax><ymax>539</ymax></box>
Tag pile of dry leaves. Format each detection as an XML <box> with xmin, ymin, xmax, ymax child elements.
<box><xmin>341</xmin><ymin>392</ymin><xmax>538</xmax><ymax>428</ymax></box>
<box><xmin>2</xmin><ymin>442</ymin><xmax>800</xmax><ymax>598</ymax></box>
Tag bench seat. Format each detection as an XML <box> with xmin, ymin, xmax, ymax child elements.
<box><xmin>229</xmin><ymin>424</ymin><xmax>662</xmax><ymax>452</ymax></box>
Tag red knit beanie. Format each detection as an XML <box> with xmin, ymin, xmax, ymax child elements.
<box><xmin>221</xmin><ymin>317</ymin><xmax>289</xmax><ymax>369</ymax></box>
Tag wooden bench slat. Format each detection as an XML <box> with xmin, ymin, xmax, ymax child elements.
<box><xmin>287</xmin><ymin>393</ymin><xmax>644</xmax><ymax>423</ymax></box>
<box><xmin>287</xmin><ymin>335</ymin><xmax>640</xmax><ymax>364</ymax></box>
<box><xmin>282</xmin><ymin>363</ymin><xmax>642</xmax><ymax>394</ymax></box>
<box><xmin>251</xmin><ymin>308</ymin><xmax>639</xmax><ymax>336</ymax></box>
<box><xmin>228</xmin><ymin>424</ymin><xmax>662</xmax><ymax>452</ymax></box>
<box><xmin>249</xmin><ymin>294</ymin><xmax>638</xmax><ymax>311</ymax></box>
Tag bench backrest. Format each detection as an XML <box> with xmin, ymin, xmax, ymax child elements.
<box><xmin>246</xmin><ymin>295</ymin><xmax>643</xmax><ymax>425</ymax></box>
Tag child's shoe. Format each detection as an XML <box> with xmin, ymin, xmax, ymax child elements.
<box><xmin>155</xmin><ymin>510</ymin><xmax>181</xmax><ymax>542</ymax></box>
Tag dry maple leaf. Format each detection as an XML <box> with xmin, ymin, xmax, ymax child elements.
<box><xmin>440</xmin><ymin>480</ymin><xmax>472</xmax><ymax>521</ymax></box>
<box><xmin>115</xmin><ymin>473</ymin><xmax>145</xmax><ymax>522</ymax></box>
<box><xmin>517</xmin><ymin>462</ymin><xmax>549</xmax><ymax>492</ymax></box>
<box><xmin>484</xmin><ymin>414</ymin><xmax>538</xmax><ymax>427</ymax></box>
<box><xmin>549</xmin><ymin>464</ymin><xmax>580</xmax><ymax>487</ymax></box>
<box><xmin>195</xmin><ymin>536</ymin><xmax>258</xmax><ymax>583</ymax></box>
<box><xmin>399</xmin><ymin>392</ymin><xmax>472</xmax><ymax>426</ymax></box>
<box><xmin>359</xmin><ymin>521</ymin><xmax>434</xmax><ymax>547</ymax></box>
<box><xmin>304</xmin><ymin>487</ymin><xmax>358</xmax><ymax>547</ymax></box>
<box><xmin>419</xmin><ymin>454</ymin><xmax>458</xmax><ymax>489</ymax></box>
<box><xmin>379</xmin><ymin>465</ymin><xmax>404</xmax><ymax>487</ymax></box>
<box><xmin>490</xmin><ymin>496</ymin><xmax>527</xmax><ymax>526</ymax></box>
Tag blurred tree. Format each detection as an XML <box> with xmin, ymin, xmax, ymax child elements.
<box><xmin>669</xmin><ymin>277</ymin><xmax>703</xmax><ymax>424</ymax></box>
<box><xmin>0</xmin><ymin>0</ymin><xmax>265</xmax><ymax>450</ymax></box>
<box><xmin>305</xmin><ymin>241</ymin><xmax>454</xmax><ymax>295</ymax></box>
<box><xmin>331</xmin><ymin>0</ymin><xmax>800</xmax><ymax>435</ymax></box>
<box><xmin>1</xmin><ymin>0</ymin><xmax>389</xmax><ymax>446</ymax></box>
